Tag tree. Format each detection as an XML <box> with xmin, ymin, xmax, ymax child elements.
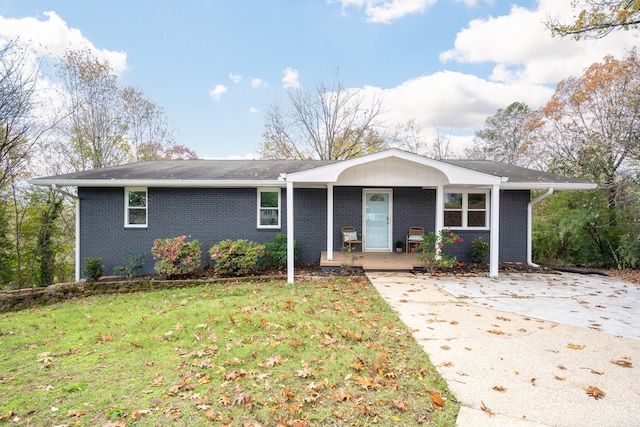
<box><xmin>392</xmin><ymin>120</ymin><xmax>452</xmax><ymax>159</ymax></box>
<box><xmin>466</xmin><ymin>102</ymin><xmax>538</xmax><ymax>167</ymax></box>
<box><xmin>56</xmin><ymin>49</ymin><xmax>131</xmax><ymax>171</ymax></box>
<box><xmin>547</xmin><ymin>0</ymin><xmax>640</xmax><ymax>39</ymax></box>
<box><xmin>260</xmin><ymin>75</ymin><xmax>387</xmax><ymax>160</ymax></box>
<box><xmin>534</xmin><ymin>51</ymin><xmax>640</xmax><ymax>206</ymax></box>
<box><xmin>121</xmin><ymin>86</ymin><xmax>197</xmax><ymax>160</ymax></box>
<box><xmin>0</xmin><ymin>40</ymin><xmax>39</xmax><ymax>189</ymax></box>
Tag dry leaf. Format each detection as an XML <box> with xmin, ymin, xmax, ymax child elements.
<box><xmin>449</xmin><ymin>321</ymin><xmax>459</xmax><ymax>325</ymax></box>
<box><xmin>487</xmin><ymin>329</ymin><xmax>505</xmax><ymax>335</ymax></box>
<box><xmin>492</xmin><ymin>386</ymin><xmax>506</xmax><ymax>392</ymax></box>
<box><xmin>480</xmin><ymin>400</ymin><xmax>494</xmax><ymax>416</ymax></box>
<box><xmin>591</xmin><ymin>369</ymin><xmax>604</xmax><ymax>375</ymax></box>
<box><xmin>67</xmin><ymin>409</ymin><xmax>86</xmax><ymax>418</ymax></box>
<box><xmin>567</xmin><ymin>343</ymin><xmax>584</xmax><ymax>350</ymax></box>
<box><xmin>440</xmin><ymin>345</ymin><xmax>451</xmax><ymax>350</ymax></box>
<box><xmin>555</xmin><ymin>376</ymin><xmax>566</xmax><ymax>381</ymax></box>
<box><xmin>0</xmin><ymin>412</ymin><xmax>15</xmax><ymax>421</ymax></box>
<box><xmin>557</xmin><ymin>365</ymin><xmax>566</xmax><ymax>370</ymax></box>
<box><xmin>426</xmin><ymin>389</ymin><xmax>445</xmax><ymax>409</ymax></box>
<box><xmin>610</xmin><ymin>359</ymin><xmax>633</xmax><ymax>368</ymax></box>
<box><xmin>391</xmin><ymin>400</ymin><xmax>410</xmax><ymax>411</ymax></box>
<box><xmin>585</xmin><ymin>386</ymin><xmax>605</xmax><ymax>400</ymax></box>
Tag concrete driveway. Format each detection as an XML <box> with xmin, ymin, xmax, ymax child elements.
<box><xmin>366</xmin><ymin>271</ymin><xmax>640</xmax><ymax>427</ymax></box>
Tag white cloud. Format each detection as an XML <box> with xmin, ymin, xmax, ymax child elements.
<box><xmin>251</xmin><ymin>78</ymin><xmax>267</xmax><ymax>88</ymax></box>
<box><xmin>249</xmin><ymin>107</ymin><xmax>259</xmax><ymax>113</ymax></box>
<box><xmin>229</xmin><ymin>73</ymin><xmax>242</xmax><ymax>83</ymax></box>
<box><xmin>209</xmin><ymin>84</ymin><xmax>228</xmax><ymax>101</ymax></box>
<box><xmin>281</xmin><ymin>68</ymin><xmax>300</xmax><ymax>89</ymax></box>
<box><xmin>0</xmin><ymin>11</ymin><xmax>127</xmax><ymax>75</ymax></box>
<box><xmin>334</xmin><ymin>0</ymin><xmax>437</xmax><ymax>24</ymax></box>
<box><xmin>439</xmin><ymin>0</ymin><xmax>637</xmax><ymax>85</ymax></box>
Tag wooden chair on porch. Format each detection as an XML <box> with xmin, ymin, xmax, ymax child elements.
<box><xmin>341</xmin><ymin>226</ymin><xmax>363</xmax><ymax>252</ymax></box>
<box><xmin>406</xmin><ymin>226</ymin><xmax>425</xmax><ymax>252</ymax></box>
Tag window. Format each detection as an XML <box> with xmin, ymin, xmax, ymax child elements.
<box><xmin>125</xmin><ymin>187</ymin><xmax>147</xmax><ymax>227</ymax></box>
<box><xmin>257</xmin><ymin>188</ymin><xmax>280</xmax><ymax>228</ymax></box>
<box><xmin>444</xmin><ymin>191</ymin><xmax>488</xmax><ymax>228</ymax></box>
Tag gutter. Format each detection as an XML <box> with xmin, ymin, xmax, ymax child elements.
<box><xmin>51</xmin><ymin>184</ymin><xmax>81</xmax><ymax>283</ymax></box>
<box><xmin>527</xmin><ymin>188</ymin><xmax>553</xmax><ymax>267</ymax></box>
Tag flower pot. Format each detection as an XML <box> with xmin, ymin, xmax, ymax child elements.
<box><xmin>396</xmin><ymin>248</ymin><xmax>402</xmax><ymax>253</ymax></box>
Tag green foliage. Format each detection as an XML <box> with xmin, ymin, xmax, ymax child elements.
<box><xmin>395</xmin><ymin>240</ymin><xmax>404</xmax><ymax>249</ymax></box>
<box><xmin>83</xmin><ymin>257</ymin><xmax>103</xmax><ymax>281</ymax></box>
<box><xmin>151</xmin><ymin>235</ymin><xmax>201</xmax><ymax>277</ymax></box>
<box><xmin>35</xmin><ymin>192</ymin><xmax>64</xmax><ymax>287</ymax></box>
<box><xmin>113</xmin><ymin>253</ymin><xmax>146</xmax><ymax>277</ymax></box>
<box><xmin>0</xmin><ymin>199</ymin><xmax>15</xmax><ymax>286</ymax></box>
<box><xmin>261</xmin><ymin>233</ymin><xmax>298</xmax><ymax>270</ymax></box>
<box><xmin>210</xmin><ymin>239</ymin><xmax>265</xmax><ymax>276</ymax></box>
<box><xmin>415</xmin><ymin>229</ymin><xmax>462</xmax><ymax>270</ymax></box>
<box><xmin>471</xmin><ymin>236</ymin><xmax>490</xmax><ymax>263</ymax></box>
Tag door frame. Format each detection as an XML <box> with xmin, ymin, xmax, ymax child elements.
<box><xmin>362</xmin><ymin>189</ymin><xmax>393</xmax><ymax>252</ymax></box>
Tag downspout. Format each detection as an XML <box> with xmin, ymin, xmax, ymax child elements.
<box><xmin>52</xmin><ymin>184</ymin><xmax>81</xmax><ymax>282</ymax></box>
<box><xmin>527</xmin><ymin>188</ymin><xmax>553</xmax><ymax>268</ymax></box>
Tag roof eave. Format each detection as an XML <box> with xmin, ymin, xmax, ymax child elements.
<box><xmin>28</xmin><ymin>179</ymin><xmax>286</xmax><ymax>188</ymax></box>
<box><xmin>500</xmin><ymin>182</ymin><xmax>597</xmax><ymax>191</ymax></box>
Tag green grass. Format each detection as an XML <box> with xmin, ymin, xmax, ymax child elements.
<box><xmin>0</xmin><ymin>277</ymin><xmax>458</xmax><ymax>426</ymax></box>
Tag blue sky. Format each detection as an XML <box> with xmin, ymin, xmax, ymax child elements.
<box><xmin>0</xmin><ymin>0</ymin><xmax>636</xmax><ymax>159</ymax></box>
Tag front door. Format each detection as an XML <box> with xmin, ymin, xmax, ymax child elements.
<box><xmin>363</xmin><ymin>190</ymin><xmax>392</xmax><ymax>251</ymax></box>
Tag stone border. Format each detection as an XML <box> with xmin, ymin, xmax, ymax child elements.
<box><xmin>0</xmin><ymin>276</ymin><xmax>285</xmax><ymax>314</ymax></box>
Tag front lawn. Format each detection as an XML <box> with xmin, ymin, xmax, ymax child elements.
<box><xmin>0</xmin><ymin>277</ymin><xmax>458</xmax><ymax>426</ymax></box>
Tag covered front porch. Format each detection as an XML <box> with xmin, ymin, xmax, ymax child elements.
<box><xmin>320</xmin><ymin>251</ymin><xmax>425</xmax><ymax>271</ymax></box>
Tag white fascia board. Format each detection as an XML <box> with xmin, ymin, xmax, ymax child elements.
<box><xmin>28</xmin><ymin>179</ymin><xmax>285</xmax><ymax>188</ymax></box>
<box><xmin>500</xmin><ymin>182</ymin><xmax>597</xmax><ymax>191</ymax></box>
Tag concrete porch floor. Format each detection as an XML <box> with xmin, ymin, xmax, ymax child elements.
<box><xmin>320</xmin><ymin>251</ymin><xmax>424</xmax><ymax>271</ymax></box>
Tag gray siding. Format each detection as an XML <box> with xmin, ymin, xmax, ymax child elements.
<box><xmin>78</xmin><ymin>186</ymin><xmax>530</xmax><ymax>277</ymax></box>
<box><xmin>79</xmin><ymin>187</ymin><xmax>325</xmax><ymax>276</ymax></box>
<box><xmin>446</xmin><ymin>190</ymin><xmax>530</xmax><ymax>263</ymax></box>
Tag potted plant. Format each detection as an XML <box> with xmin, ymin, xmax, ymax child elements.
<box><xmin>395</xmin><ymin>240</ymin><xmax>404</xmax><ymax>253</ymax></box>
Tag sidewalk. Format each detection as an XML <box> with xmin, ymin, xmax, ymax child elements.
<box><xmin>366</xmin><ymin>272</ymin><xmax>640</xmax><ymax>426</ymax></box>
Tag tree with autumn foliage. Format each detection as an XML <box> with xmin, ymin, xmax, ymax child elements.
<box><xmin>531</xmin><ymin>50</ymin><xmax>640</xmax><ymax>268</ymax></box>
<box><xmin>260</xmin><ymin>74</ymin><xmax>387</xmax><ymax>160</ymax></box>
<box><xmin>547</xmin><ymin>0</ymin><xmax>640</xmax><ymax>39</ymax></box>
<box><xmin>467</xmin><ymin>102</ymin><xmax>539</xmax><ymax>168</ymax></box>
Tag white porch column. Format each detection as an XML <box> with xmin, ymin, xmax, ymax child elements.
<box><xmin>435</xmin><ymin>184</ymin><xmax>444</xmax><ymax>233</ymax></box>
<box><xmin>490</xmin><ymin>185</ymin><xmax>500</xmax><ymax>278</ymax></box>
<box><xmin>287</xmin><ymin>181</ymin><xmax>295</xmax><ymax>285</ymax></box>
<box><xmin>327</xmin><ymin>183</ymin><xmax>334</xmax><ymax>261</ymax></box>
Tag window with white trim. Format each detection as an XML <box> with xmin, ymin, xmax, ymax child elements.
<box><xmin>443</xmin><ymin>191</ymin><xmax>488</xmax><ymax>229</ymax></box>
<box><xmin>125</xmin><ymin>187</ymin><xmax>147</xmax><ymax>227</ymax></box>
<box><xmin>257</xmin><ymin>188</ymin><xmax>280</xmax><ymax>228</ymax></box>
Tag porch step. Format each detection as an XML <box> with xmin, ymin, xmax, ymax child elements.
<box><xmin>319</xmin><ymin>251</ymin><xmax>423</xmax><ymax>271</ymax></box>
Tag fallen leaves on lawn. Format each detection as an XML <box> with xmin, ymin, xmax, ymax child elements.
<box><xmin>426</xmin><ymin>389</ymin><xmax>446</xmax><ymax>410</ymax></box>
<box><xmin>0</xmin><ymin>412</ymin><xmax>15</xmax><ymax>421</ymax></box>
<box><xmin>391</xmin><ymin>399</ymin><xmax>410</xmax><ymax>411</ymax></box>
<box><xmin>585</xmin><ymin>386</ymin><xmax>605</xmax><ymax>400</ymax></box>
<box><xmin>66</xmin><ymin>409</ymin><xmax>86</xmax><ymax>418</ymax></box>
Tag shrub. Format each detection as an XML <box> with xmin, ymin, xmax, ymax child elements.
<box><xmin>210</xmin><ymin>239</ymin><xmax>265</xmax><ymax>276</ymax></box>
<box><xmin>471</xmin><ymin>236</ymin><xmax>490</xmax><ymax>263</ymax></box>
<box><xmin>113</xmin><ymin>253</ymin><xmax>146</xmax><ymax>277</ymax></box>
<box><xmin>83</xmin><ymin>258</ymin><xmax>104</xmax><ymax>281</ymax></box>
<box><xmin>415</xmin><ymin>229</ymin><xmax>463</xmax><ymax>271</ymax></box>
<box><xmin>151</xmin><ymin>236</ymin><xmax>201</xmax><ymax>277</ymax></box>
<box><xmin>262</xmin><ymin>233</ymin><xmax>298</xmax><ymax>270</ymax></box>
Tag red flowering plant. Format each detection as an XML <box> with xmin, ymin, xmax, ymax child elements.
<box><xmin>151</xmin><ymin>235</ymin><xmax>201</xmax><ymax>277</ymax></box>
<box><xmin>415</xmin><ymin>228</ymin><xmax>463</xmax><ymax>271</ymax></box>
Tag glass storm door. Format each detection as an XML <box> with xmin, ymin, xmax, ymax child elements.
<box><xmin>363</xmin><ymin>190</ymin><xmax>392</xmax><ymax>251</ymax></box>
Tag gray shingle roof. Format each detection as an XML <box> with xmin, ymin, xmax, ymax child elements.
<box><xmin>29</xmin><ymin>155</ymin><xmax>593</xmax><ymax>189</ymax></box>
